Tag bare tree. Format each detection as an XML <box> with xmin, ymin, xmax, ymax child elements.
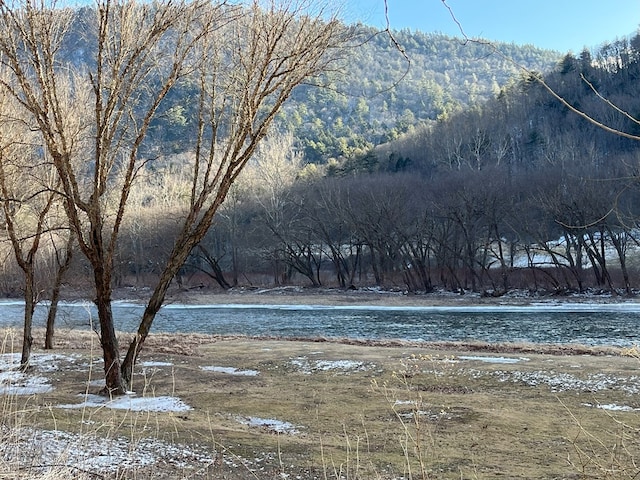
<box><xmin>0</xmin><ymin>0</ymin><xmax>350</xmax><ymax>393</ymax></box>
<box><xmin>0</xmin><ymin>86</ymin><xmax>61</xmax><ymax>367</ymax></box>
<box><xmin>43</xmin><ymin>227</ymin><xmax>74</xmax><ymax>350</ymax></box>
<box><xmin>246</xmin><ymin>132</ymin><xmax>308</xmax><ymax>284</ymax></box>
<box><xmin>121</xmin><ymin>1</ymin><xmax>349</xmax><ymax>387</ymax></box>
<box><xmin>0</xmin><ymin>63</ymin><xmax>77</xmax><ymax>356</ymax></box>
<box><xmin>0</xmin><ymin>0</ymin><xmax>227</xmax><ymax>393</ymax></box>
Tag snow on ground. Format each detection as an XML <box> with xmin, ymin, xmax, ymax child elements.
<box><xmin>583</xmin><ymin>403</ymin><xmax>640</xmax><ymax>411</ymax></box>
<box><xmin>58</xmin><ymin>393</ymin><xmax>193</xmax><ymax>412</ymax></box>
<box><xmin>235</xmin><ymin>415</ymin><xmax>301</xmax><ymax>434</ymax></box>
<box><xmin>0</xmin><ymin>352</ymin><xmax>82</xmax><ymax>395</ymax></box>
<box><xmin>0</xmin><ymin>425</ymin><xmax>215</xmax><ymax>476</ymax></box>
<box><xmin>140</xmin><ymin>360</ymin><xmax>174</xmax><ymax>367</ymax></box>
<box><xmin>290</xmin><ymin>356</ymin><xmax>372</xmax><ymax>375</ymax></box>
<box><xmin>458</xmin><ymin>355</ymin><xmax>529</xmax><ymax>364</ymax></box>
<box><xmin>0</xmin><ymin>370</ymin><xmax>53</xmax><ymax>395</ymax></box>
<box><xmin>466</xmin><ymin>368</ymin><xmax>640</xmax><ymax>394</ymax></box>
<box><xmin>200</xmin><ymin>365</ymin><xmax>260</xmax><ymax>376</ymax></box>
<box><xmin>0</xmin><ymin>352</ymin><xmax>81</xmax><ymax>372</ymax></box>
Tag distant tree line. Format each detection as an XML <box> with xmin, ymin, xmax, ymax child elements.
<box><xmin>89</xmin><ymin>33</ymin><xmax>640</xmax><ymax>297</ymax></box>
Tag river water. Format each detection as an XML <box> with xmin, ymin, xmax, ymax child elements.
<box><xmin>2</xmin><ymin>300</ymin><xmax>640</xmax><ymax>347</ymax></box>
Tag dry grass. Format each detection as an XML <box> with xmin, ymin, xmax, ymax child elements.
<box><xmin>1</xmin><ymin>327</ymin><xmax>640</xmax><ymax>478</ymax></box>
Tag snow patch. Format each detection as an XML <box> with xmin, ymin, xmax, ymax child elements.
<box><xmin>290</xmin><ymin>356</ymin><xmax>371</xmax><ymax>375</ymax></box>
<box><xmin>0</xmin><ymin>352</ymin><xmax>81</xmax><ymax>395</ymax></box>
<box><xmin>200</xmin><ymin>366</ymin><xmax>260</xmax><ymax>376</ymax></box>
<box><xmin>0</xmin><ymin>370</ymin><xmax>53</xmax><ymax>395</ymax></box>
<box><xmin>583</xmin><ymin>403</ymin><xmax>640</xmax><ymax>411</ymax></box>
<box><xmin>458</xmin><ymin>355</ymin><xmax>529</xmax><ymax>364</ymax></box>
<box><xmin>0</xmin><ymin>427</ymin><xmax>213</xmax><ymax>476</ymax></box>
<box><xmin>58</xmin><ymin>393</ymin><xmax>192</xmax><ymax>412</ymax></box>
<box><xmin>0</xmin><ymin>352</ymin><xmax>80</xmax><ymax>371</ymax></box>
<box><xmin>140</xmin><ymin>361</ymin><xmax>173</xmax><ymax>367</ymax></box>
<box><xmin>236</xmin><ymin>416</ymin><xmax>300</xmax><ymax>435</ymax></box>
<box><xmin>468</xmin><ymin>369</ymin><xmax>640</xmax><ymax>394</ymax></box>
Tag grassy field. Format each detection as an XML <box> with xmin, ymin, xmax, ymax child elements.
<box><xmin>1</xmin><ymin>328</ymin><xmax>640</xmax><ymax>479</ymax></box>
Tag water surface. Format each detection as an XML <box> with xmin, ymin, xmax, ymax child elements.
<box><xmin>2</xmin><ymin>300</ymin><xmax>639</xmax><ymax>347</ymax></box>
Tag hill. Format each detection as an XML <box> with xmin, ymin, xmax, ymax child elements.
<box><xmin>279</xmin><ymin>27</ymin><xmax>561</xmax><ymax>162</ymax></box>
<box><xmin>371</xmin><ymin>35</ymin><xmax>640</xmax><ymax>175</ymax></box>
<box><xmin>129</xmin><ymin>21</ymin><xmax>561</xmax><ymax>161</ymax></box>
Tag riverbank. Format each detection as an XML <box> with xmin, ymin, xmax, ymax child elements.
<box><xmin>3</xmin><ymin>287</ymin><xmax>639</xmax><ymax>477</ymax></box>
<box><xmin>108</xmin><ymin>284</ymin><xmax>640</xmax><ymax>308</ymax></box>
<box><xmin>3</xmin><ymin>330</ymin><xmax>639</xmax><ymax>479</ymax></box>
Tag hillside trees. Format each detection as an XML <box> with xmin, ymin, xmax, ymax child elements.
<box><xmin>124</xmin><ymin>25</ymin><xmax>640</xmax><ymax>296</ymax></box>
<box><xmin>358</xmin><ymin>22</ymin><xmax>640</xmax><ymax>293</ymax></box>
<box><xmin>0</xmin><ymin>0</ymin><xmax>350</xmax><ymax>394</ymax></box>
<box><xmin>277</xmin><ymin>25</ymin><xmax>559</xmax><ymax>162</ymax></box>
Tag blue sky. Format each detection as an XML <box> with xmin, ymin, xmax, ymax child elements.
<box><xmin>346</xmin><ymin>0</ymin><xmax>640</xmax><ymax>53</ymax></box>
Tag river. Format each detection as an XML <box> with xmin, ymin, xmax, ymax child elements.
<box><xmin>1</xmin><ymin>300</ymin><xmax>640</xmax><ymax>347</ymax></box>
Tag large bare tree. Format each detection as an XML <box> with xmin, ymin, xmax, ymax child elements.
<box><xmin>120</xmin><ymin>0</ymin><xmax>349</xmax><ymax>387</ymax></box>
<box><xmin>0</xmin><ymin>0</ymin><xmax>222</xmax><ymax>393</ymax></box>
<box><xmin>0</xmin><ymin>0</ymin><xmax>348</xmax><ymax>394</ymax></box>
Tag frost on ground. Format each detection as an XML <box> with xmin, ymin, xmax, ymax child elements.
<box><xmin>0</xmin><ymin>352</ymin><xmax>81</xmax><ymax>395</ymax></box>
<box><xmin>58</xmin><ymin>393</ymin><xmax>193</xmax><ymax>412</ymax></box>
<box><xmin>467</xmin><ymin>368</ymin><xmax>640</xmax><ymax>394</ymax></box>
<box><xmin>290</xmin><ymin>356</ymin><xmax>372</xmax><ymax>375</ymax></box>
<box><xmin>0</xmin><ymin>425</ymin><xmax>215</xmax><ymax>476</ymax></box>
<box><xmin>200</xmin><ymin>365</ymin><xmax>260</xmax><ymax>376</ymax></box>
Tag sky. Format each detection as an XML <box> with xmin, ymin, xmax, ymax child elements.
<box><xmin>346</xmin><ymin>0</ymin><xmax>640</xmax><ymax>53</ymax></box>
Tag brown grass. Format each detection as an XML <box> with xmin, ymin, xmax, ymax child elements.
<box><xmin>1</xmin><ymin>326</ymin><xmax>640</xmax><ymax>479</ymax></box>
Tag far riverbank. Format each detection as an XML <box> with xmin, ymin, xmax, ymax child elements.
<box><xmin>105</xmin><ymin>285</ymin><xmax>640</xmax><ymax>308</ymax></box>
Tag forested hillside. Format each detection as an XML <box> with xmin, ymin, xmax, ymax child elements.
<box><xmin>370</xmin><ymin>36</ymin><xmax>640</xmax><ymax>176</ymax></box>
<box><xmin>140</xmin><ymin>24</ymin><xmax>561</xmax><ymax>161</ymax></box>
<box><xmin>279</xmin><ymin>27</ymin><xmax>561</xmax><ymax>162</ymax></box>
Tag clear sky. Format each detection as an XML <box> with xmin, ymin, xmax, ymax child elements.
<box><xmin>346</xmin><ymin>0</ymin><xmax>640</xmax><ymax>53</ymax></box>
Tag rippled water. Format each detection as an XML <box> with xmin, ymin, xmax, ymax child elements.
<box><xmin>2</xmin><ymin>300</ymin><xmax>640</xmax><ymax>346</ymax></box>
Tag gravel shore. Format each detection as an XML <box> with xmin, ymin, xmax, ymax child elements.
<box><xmin>106</xmin><ymin>284</ymin><xmax>640</xmax><ymax>308</ymax></box>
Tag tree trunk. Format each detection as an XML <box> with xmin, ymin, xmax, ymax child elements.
<box><xmin>121</xmin><ymin>246</ymin><xmax>193</xmax><ymax>388</ymax></box>
<box><xmin>20</xmin><ymin>270</ymin><xmax>35</xmax><ymax>370</ymax></box>
<box><xmin>44</xmin><ymin>294</ymin><xmax>58</xmax><ymax>350</ymax></box>
<box><xmin>93</xmin><ymin>264</ymin><xmax>125</xmax><ymax>395</ymax></box>
<box><xmin>45</xmin><ymin>236</ymin><xmax>73</xmax><ymax>349</ymax></box>
<box><xmin>197</xmin><ymin>245</ymin><xmax>231</xmax><ymax>289</ymax></box>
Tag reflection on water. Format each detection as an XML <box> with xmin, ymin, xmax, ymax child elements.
<box><xmin>0</xmin><ymin>300</ymin><xmax>639</xmax><ymax>346</ymax></box>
